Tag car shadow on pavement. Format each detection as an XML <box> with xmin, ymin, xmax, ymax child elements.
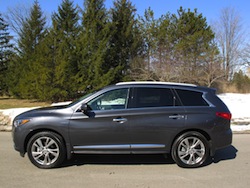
<box><xmin>61</xmin><ymin>145</ymin><xmax>238</xmax><ymax>168</ymax></box>
<box><xmin>62</xmin><ymin>154</ymin><xmax>175</xmax><ymax>167</ymax></box>
<box><xmin>212</xmin><ymin>145</ymin><xmax>238</xmax><ymax>163</ymax></box>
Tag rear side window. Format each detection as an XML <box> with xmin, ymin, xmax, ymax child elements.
<box><xmin>133</xmin><ymin>87</ymin><xmax>175</xmax><ymax>108</ymax></box>
<box><xmin>175</xmin><ymin>89</ymin><xmax>209</xmax><ymax>106</ymax></box>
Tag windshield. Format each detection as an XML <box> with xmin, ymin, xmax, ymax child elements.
<box><xmin>67</xmin><ymin>93</ymin><xmax>93</xmax><ymax>107</ymax></box>
<box><xmin>67</xmin><ymin>86</ymin><xmax>111</xmax><ymax>108</ymax></box>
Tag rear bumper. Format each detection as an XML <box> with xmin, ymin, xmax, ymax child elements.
<box><xmin>210</xmin><ymin>128</ymin><xmax>233</xmax><ymax>156</ymax></box>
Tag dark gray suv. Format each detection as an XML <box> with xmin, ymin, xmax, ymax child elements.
<box><xmin>12</xmin><ymin>82</ymin><xmax>232</xmax><ymax>168</ymax></box>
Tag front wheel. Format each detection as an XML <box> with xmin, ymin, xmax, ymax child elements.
<box><xmin>171</xmin><ymin>131</ymin><xmax>209</xmax><ymax>168</ymax></box>
<box><xmin>27</xmin><ymin>131</ymin><xmax>66</xmax><ymax>169</ymax></box>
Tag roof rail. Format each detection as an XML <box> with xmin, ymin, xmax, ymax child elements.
<box><xmin>116</xmin><ymin>81</ymin><xmax>197</xmax><ymax>87</ymax></box>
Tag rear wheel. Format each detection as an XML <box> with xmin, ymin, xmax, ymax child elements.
<box><xmin>27</xmin><ymin>131</ymin><xmax>66</xmax><ymax>169</ymax></box>
<box><xmin>171</xmin><ymin>131</ymin><xmax>209</xmax><ymax>168</ymax></box>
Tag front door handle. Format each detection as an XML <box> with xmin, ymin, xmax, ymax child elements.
<box><xmin>169</xmin><ymin>115</ymin><xmax>185</xmax><ymax>119</ymax></box>
<box><xmin>113</xmin><ymin>117</ymin><xmax>128</xmax><ymax>124</ymax></box>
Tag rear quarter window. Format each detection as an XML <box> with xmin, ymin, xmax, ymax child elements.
<box><xmin>175</xmin><ymin>89</ymin><xmax>209</xmax><ymax>106</ymax></box>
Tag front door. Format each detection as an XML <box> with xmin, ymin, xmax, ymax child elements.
<box><xmin>69</xmin><ymin>88</ymin><xmax>131</xmax><ymax>153</ymax></box>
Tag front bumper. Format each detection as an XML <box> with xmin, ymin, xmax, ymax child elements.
<box><xmin>12</xmin><ymin>125</ymin><xmax>29</xmax><ymax>157</ymax></box>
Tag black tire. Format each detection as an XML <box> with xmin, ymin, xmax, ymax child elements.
<box><xmin>171</xmin><ymin>131</ymin><xmax>209</xmax><ymax>168</ymax></box>
<box><xmin>27</xmin><ymin>131</ymin><xmax>66</xmax><ymax>169</ymax></box>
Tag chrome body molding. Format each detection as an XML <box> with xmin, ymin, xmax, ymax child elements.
<box><xmin>73</xmin><ymin>144</ymin><xmax>166</xmax><ymax>150</ymax></box>
<box><xmin>74</xmin><ymin>145</ymin><xmax>130</xmax><ymax>150</ymax></box>
<box><xmin>130</xmin><ymin>144</ymin><xmax>165</xmax><ymax>149</ymax></box>
<box><xmin>73</xmin><ymin>144</ymin><xmax>166</xmax><ymax>154</ymax></box>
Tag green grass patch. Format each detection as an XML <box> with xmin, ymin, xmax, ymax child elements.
<box><xmin>0</xmin><ymin>97</ymin><xmax>50</xmax><ymax>109</ymax></box>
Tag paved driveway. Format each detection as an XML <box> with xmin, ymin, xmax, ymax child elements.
<box><xmin>0</xmin><ymin>132</ymin><xmax>249</xmax><ymax>188</ymax></box>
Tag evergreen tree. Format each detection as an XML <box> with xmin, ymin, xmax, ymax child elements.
<box><xmin>154</xmin><ymin>13</ymin><xmax>175</xmax><ymax>81</ymax></box>
<box><xmin>26</xmin><ymin>30</ymin><xmax>56</xmax><ymax>101</ymax></box>
<box><xmin>133</xmin><ymin>8</ymin><xmax>171</xmax><ymax>81</ymax></box>
<box><xmin>132</xmin><ymin>7</ymin><xmax>219</xmax><ymax>85</ymax></box>
<box><xmin>11</xmin><ymin>0</ymin><xmax>46</xmax><ymax>98</ymax></box>
<box><xmin>232</xmin><ymin>70</ymin><xmax>250</xmax><ymax>92</ymax></box>
<box><xmin>77</xmin><ymin>0</ymin><xmax>111</xmax><ymax>91</ymax></box>
<box><xmin>171</xmin><ymin>7</ymin><xmax>216</xmax><ymax>83</ymax></box>
<box><xmin>0</xmin><ymin>13</ymin><xmax>13</xmax><ymax>95</ymax></box>
<box><xmin>109</xmin><ymin>0</ymin><xmax>143</xmax><ymax>81</ymax></box>
<box><xmin>49</xmin><ymin>0</ymin><xmax>80</xmax><ymax>101</ymax></box>
<box><xmin>138</xmin><ymin>8</ymin><xmax>158</xmax><ymax>70</ymax></box>
<box><xmin>18</xmin><ymin>0</ymin><xmax>46</xmax><ymax>56</ymax></box>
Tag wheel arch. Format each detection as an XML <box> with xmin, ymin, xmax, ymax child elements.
<box><xmin>24</xmin><ymin>128</ymin><xmax>72</xmax><ymax>160</ymax></box>
<box><xmin>171</xmin><ymin>129</ymin><xmax>212</xmax><ymax>154</ymax></box>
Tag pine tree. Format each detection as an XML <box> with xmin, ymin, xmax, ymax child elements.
<box><xmin>132</xmin><ymin>7</ymin><xmax>219</xmax><ymax>85</ymax></box>
<box><xmin>13</xmin><ymin>0</ymin><xmax>46</xmax><ymax>98</ymax></box>
<box><xmin>18</xmin><ymin>0</ymin><xmax>46</xmax><ymax>56</ymax></box>
<box><xmin>0</xmin><ymin>13</ymin><xmax>13</xmax><ymax>95</ymax></box>
<box><xmin>77</xmin><ymin>0</ymin><xmax>111</xmax><ymax>91</ymax></box>
<box><xmin>171</xmin><ymin>7</ymin><xmax>216</xmax><ymax>83</ymax></box>
<box><xmin>232</xmin><ymin>70</ymin><xmax>250</xmax><ymax>92</ymax></box>
<box><xmin>133</xmin><ymin>8</ymin><xmax>163</xmax><ymax>81</ymax></box>
<box><xmin>109</xmin><ymin>0</ymin><xmax>142</xmax><ymax>81</ymax></box>
<box><xmin>49</xmin><ymin>0</ymin><xmax>80</xmax><ymax>101</ymax></box>
<box><xmin>26</xmin><ymin>30</ymin><xmax>55</xmax><ymax>101</ymax></box>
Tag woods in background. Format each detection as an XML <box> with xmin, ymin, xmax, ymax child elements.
<box><xmin>1</xmin><ymin>0</ymin><xmax>249</xmax><ymax>101</ymax></box>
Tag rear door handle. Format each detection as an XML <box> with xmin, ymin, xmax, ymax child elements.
<box><xmin>169</xmin><ymin>115</ymin><xmax>185</xmax><ymax>119</ymax></box>
<box><xmin>113</xmin><ymin>117</ymin><xmax>128</xmax><ymax>124</ymax></box>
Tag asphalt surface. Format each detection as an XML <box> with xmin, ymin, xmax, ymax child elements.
<box><xmin>0</xmin><ymin>132</ymin><xmax>249</xmax><ymax>188</ymax></box>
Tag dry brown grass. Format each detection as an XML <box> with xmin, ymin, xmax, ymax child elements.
<box><xmin>220</xmin><ymin>84</ymin><xmax>239</xmax><ymax>93</ymax></box>
<box><xmin>0</xmin><ymin>97</ymin><xmax>50</xmax><ymax>109</ymax></box>
<box><xmin>215</xmin><ymin>82</ymin><xmax>250</xmax><ymax>94</ymax></box>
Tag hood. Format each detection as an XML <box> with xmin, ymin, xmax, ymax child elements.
<box><xmin>15</xmin><ymin>105</ymin><xmax>69</xmax><ymax>119</ymax></box>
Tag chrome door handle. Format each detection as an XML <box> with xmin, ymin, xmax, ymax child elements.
<box><xmin>169</xmin><ymin>115</ymin><xmax>185</xmax><ymax>119</ymax></box>
<box><xmin>113</xmin><ymin>118</ymin><xmax>128</xmax><ymax>124</ymax></box>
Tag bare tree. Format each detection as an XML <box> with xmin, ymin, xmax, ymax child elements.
<box><xmin>4</xmin><ymin>3</ymin><xmax>50</xmax><ymax>44</ymax></box>
<box><xmin>242</xmin><ymin>43</ymin><xmax>250</xmax><ymax>66</ymax></box>
<box><xmin>4</xmin><ymin>4</ymin><xmax>30</xmax><ymax>43</ymax></box>
<box><xmin>212</xmin><ymin>7</ymin><xmax>245</xmax><ymax>80</ymax></box>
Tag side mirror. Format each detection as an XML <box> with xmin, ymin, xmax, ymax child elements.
<box><xmin>80</xmin><ymin>103</ymin><xmax>89</xmax><ymax>114</ymax></box>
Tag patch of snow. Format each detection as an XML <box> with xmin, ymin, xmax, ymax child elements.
<box><xmin>1</xmin><ymin>93</ymin><xmax>250</xmax><ymax>132</ymax></box>
<box><xmin>218</xmin><ymin>93</ymin><xmax>250</xmax><ymax>120</ymax></box>
<box><xmin>231</xmin><ymin>125</ymin><xmax>250</xmax><ymax>132</ymax></box>
<box><xmin>51</xmin><ymin>101</ymin><xmax>71</xmax><ymax>106</ymax></box>
<box><xmin>0</xmin><ymin>107</ymin><xmax>38</xmax><ymax>123</ymax></box>
<box><xmin>218</xmin><ymin>93</ymin><xmax>250</xmax><ymax>132</ymax></box>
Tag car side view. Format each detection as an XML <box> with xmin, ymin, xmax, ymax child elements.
<box><xmin>12</xmin><ymin>82</ymin><xmax>232</xmax><ymax>168</ymax></box>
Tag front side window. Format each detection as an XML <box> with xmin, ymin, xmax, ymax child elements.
<box><xmin>88</xmin><ymin>88</ymin><xmax>129</xmax><ymax>110</ymax></box>
<box><xmin>133</xmin><ymin>87</ymin><xmax>175</xmax><ymax>108</ymax></box>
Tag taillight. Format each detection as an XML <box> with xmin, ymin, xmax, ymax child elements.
<box><xmin>216</xmin><ymin>112</ymin><xmax>232</xmax><ymax>120</ymax></box>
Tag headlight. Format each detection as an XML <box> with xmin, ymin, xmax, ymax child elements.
<box><xmin>14</xmin><ymin>119</ymin><xmax>30</xmax><ymax>127</ymax></box>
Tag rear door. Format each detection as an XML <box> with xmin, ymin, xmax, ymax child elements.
<box><xmin>127</xmin><ymin>86</ymin><xmax>186</xmax><ymax>153</ymax></box>
<box><xmin>175</xmin><ymin>89</ymin><xmax>215</xmax><ymax>130</ymax></box>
